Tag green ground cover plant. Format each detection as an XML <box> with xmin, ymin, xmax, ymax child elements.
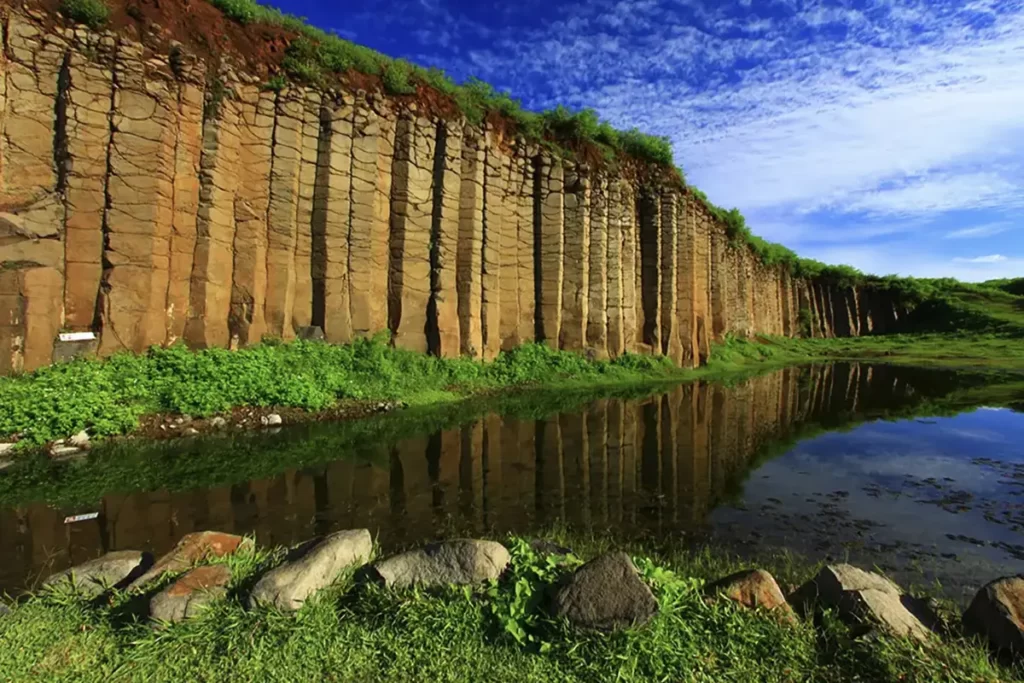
<box><xmin>59</xmin><ymin>0</ymin><xmax>111</xmax><ymax>28</ymax></box>
<box><xmin>1</xmin><ymin>533</ymin><xmax>1017</xmax><ymax>682</ymax></box>
<box><xmin>0</xmin><ymin>335</ymin><xmax>678</xmax><ymax>446</ymax></box>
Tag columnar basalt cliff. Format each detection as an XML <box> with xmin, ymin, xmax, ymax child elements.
<box><xmin>0</xmin><ymin>8</ymin><xmax>906</xmax><ymax>374</ymax></box>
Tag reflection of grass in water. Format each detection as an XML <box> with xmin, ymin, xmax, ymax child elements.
<box><xmin>2</xmin><ymin>532</ymin><xmax>1018</xmax><ymax>683</ymax></box>
<box><xmin>3</xmin><ymin>364</ymin><xmax>1022</xmax><ymax>513</ymax></box>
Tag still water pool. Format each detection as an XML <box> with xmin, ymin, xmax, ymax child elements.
<box><xmin>2</xmin><ymin>363</ymin><xmax>1021</xmax><ymax>600</ymax></box>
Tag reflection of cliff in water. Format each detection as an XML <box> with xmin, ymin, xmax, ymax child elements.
<box><xmin>0</xmin><ymin>363</ymin><xmax>996</xmax><ymax>592</ymax></box>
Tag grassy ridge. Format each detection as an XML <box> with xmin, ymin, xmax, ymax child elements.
<box><xmin>1</xmin><ymin>534</ymin><xmax>1017</xmax><ymax>682</ymax></box>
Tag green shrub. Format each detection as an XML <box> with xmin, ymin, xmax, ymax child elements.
<box><xmin>382</xmin><ymin>60</ymin><xmax>416</xmax><ymax>95</ymax></box>
<box><xmin>59</xmin><ymin>0</ymin><xmax>110</xmax><ymax>29</ymax></box>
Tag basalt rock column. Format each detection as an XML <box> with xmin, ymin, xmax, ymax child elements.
<box><xmin>313</xmin><ymin>95</ymin><xmax>354</xmax><ymax>344</ymax></box>
<box><xmin>264</xmin><ymin>89</ymin><xmax>304</xmax><ymax>340</ymax></box>
<box><xmin>536</xmin><ymin>155</ymin><xmax>564</xmax><ymax>347</ymax></box>
<box><xmin>99</xmin><ymin>40</ymin><xmax>179</xmax><ymax>354</ymax></box>
<box><xmin>348</xmin><ymin>94</ymin><xmax>395</xmax><ymax>340</ymax></box>
<box><xmin>620</xmin><ymin>183</ymin><xmax>639</xmax><ymax>353</ymax></box>
<box><xmin>709</xmin><ymin>213</ymin><xmax>728</xmax><ymax>340</ymax></box>
<box><xmin>514</xmin><ymin>146</ymin><xmax>535</xmax><ymax>347</ymax></box>
<box><xmin>62</xmin><ymin>30</ymin><xmax>115</xmax><ymax>333</ymax></box>
<box><xmin>228</xmin><ymin>85</ymin><xmax>274</xmax><ymax>347</ymax></box>
<box><xmin>495</xmin><ymin>141</ymin><xmax>521</xmax><ymax>352</ymax></box>
<box><xmin>185</xmin><ymin>73</ymin><xmax>241</xmax><ymax>349</ymax></box>
<box><xmin>165</xmin><ymin>53</ymin><xmax>204</xmax><ymax>345</ymax></box>
<box><xmin>481</xmin><ymin>132</ymin><xmax>508</xmax><ymax>359</ymax></box>
<box><xmin>457</xmin><ymin>127</ymin><xmax>484</xmax><ymax>357</ymax></box>
<box><xmin>586</xmin><ymin>174</ymin><xmax>608</xmax><ymax>356</ymax></box>
<box><xmin>429</xmin><ymin>120</ymin><xmax>464</xmax><ymax>357</ymax></box>
<box><xmin>605</xmin><ymin>179</ymin><xmax>624</xmax><ymax>357</ymax></box>
<box><xmin>693</xmin><ymin>202</ymin><xmax>712</xmax><ymax>362</ymax></box>
<box><xmin>560</xmin><ymin>161</ymin><xmax>590</xmax><ymax>351</ymax></box>
<box><xmin>388</xmin><ymin>115</ymin><xmax>435</xmax><ymax>353</ymax></box>
<box><xmin>292</xmin><ymin>90</ymin><xmax>322</xmax><ymax>332</ymax></box>
<box><xmin>675</xmin><ymin>196</ymin><xmax>696</xmax><ymax>367</ymax></box>
<box><xmin>1</xmin><ymin>15</ymin><xmax>66</xmax><ymax>371</ymax></box>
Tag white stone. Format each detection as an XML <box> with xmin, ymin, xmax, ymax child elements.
<box><xmin>261</xmin><ymin>414</ymin><xmax>283</xmax><ymax>427</ymax></box>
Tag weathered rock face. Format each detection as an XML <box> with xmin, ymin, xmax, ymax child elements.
<box><xmin>43</xmin><ymin>550</ymin><xmax>152</xmax><ymax>598</ymax></box>
<box><xmin>370</xmin><ymin>539</ymin><xmax>509</xmax><ymax>589</ymax></box>
<box><xmin>789</xmin><ymin>564</ymin><xmax>932</xmax><ymax>641</ymax></box>
<box><xmin>551</xmin><ymin>552</ymin><xmax>658</xmax><ymax>631</ymax></box>
<box><xmin>963</xmin><ymin>575</ymin><xmax>1024</xmax><ymax>657</ymax></box>
<box><xmin>249</xmin><ymin>529</ymin><xmax>372</xmax><ymax>612</ymax></box>
<box><xmin>0</xmin><ymin>8</ymin><xmax>906</xmax><ymax>375</ymax></box>
<box><xmin>149</xmin><ymin>564</ymin><xmax>231</xmax><ymax>624</ymax></box>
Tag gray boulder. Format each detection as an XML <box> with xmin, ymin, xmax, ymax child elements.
<box><xmin>0</xmin><ymin>602</ymin><xmax>9</xmax><ymax>617</ymax></box>
<box><xmin>371</xmin><ymin>539</ymin><xmax>509</xmax><ymax>589</ymax></box>
<box><xmin>789</xmin><ymin>564</ymin><xmax>931</xmax><ymax>641</ymax></box>
<box><xmin>43</xmin><ymin>550</ymin><xmax>151</xmax><ymax>598</ymax></box>
<box><xmin>963</xmin><ymin>575</ymin><xmax>1024</xmax><ymax>657</ymax></box>
<box><xmin>150</xmin><ymin>565</ymin><xmax>232</xmax><ymax>624</ymax></box>
<box><xmin>249</xmin><ymin>529</ymin><xmax>373</xmax><ymax>611</ymax></box>
<box><xmin>551</xmin><ymin>552</ymin><xmax>658</xmax><ymax>631</ymax></box>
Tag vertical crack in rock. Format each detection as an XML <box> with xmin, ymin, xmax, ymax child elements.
<box><xmin>426</xmin><ymin>120</ymin><xmax>447</xmax><ymax>356</ymax></box>
<box><xmin>53</xmin><ymin>51</ymin><xmax>70</xmax><ymax>198</ymax></box>
<box><xmin>638</xmin><ymin>190</ymin><xmax>660</xmax><ymax>352</ymax></box>
<box><xmin>531</xmin><ymin>155</ymin><xmax>544</xmax><ymax>344</ymax></box>
<box><xmin>310</xmin><ymin>99</ymin><xmax>333</xmax><ymax>331</ymax></box>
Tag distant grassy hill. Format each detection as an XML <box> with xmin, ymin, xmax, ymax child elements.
<box><xmin>904</xmin><ymin>278</ymin><xmax>1024</xmax><ymax>335</ymax></box>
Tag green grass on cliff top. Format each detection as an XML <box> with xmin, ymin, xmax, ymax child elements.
<box><xmin>2</xmin><ymin>534</ymin><xmax>1018</xmax><ymax>683</ymax></box>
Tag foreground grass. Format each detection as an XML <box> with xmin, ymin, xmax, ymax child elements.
<box><xmin>2</xmin><ymin>533</ymin><xmax>1018</xmax><ymax>683</ymax></box>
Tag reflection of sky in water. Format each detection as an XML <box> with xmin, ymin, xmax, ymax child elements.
<box><xmin>711</xmin><ymin>408</ymin><xmax>1024</xmax><ymax>599</ymax></box>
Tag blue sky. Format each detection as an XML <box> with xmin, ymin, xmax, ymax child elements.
<box><xmin>274</xmin><ymin>0</ymin><xmax>1023</xmax><ymax>281</ymax></box>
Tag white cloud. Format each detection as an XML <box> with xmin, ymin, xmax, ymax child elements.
<box><xmin>953</xmin><ymin>254</ymin><xmax>1008</xmax><ymax>263</ymax></box>
<box><xmin>944</xmin><ymin>222</ymin><xmax>1014</xmax><ymax>239</ymax></box>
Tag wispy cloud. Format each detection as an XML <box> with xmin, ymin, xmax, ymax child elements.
<box><xmin>944</xmin><ymin>222</ymin><xmax>1015</xmax><ymax>239</ymax></box>
<box><xmin>953</xmin><ymin>254</ymin><xmax>1008</xmax><ymax>263</ymax></box>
